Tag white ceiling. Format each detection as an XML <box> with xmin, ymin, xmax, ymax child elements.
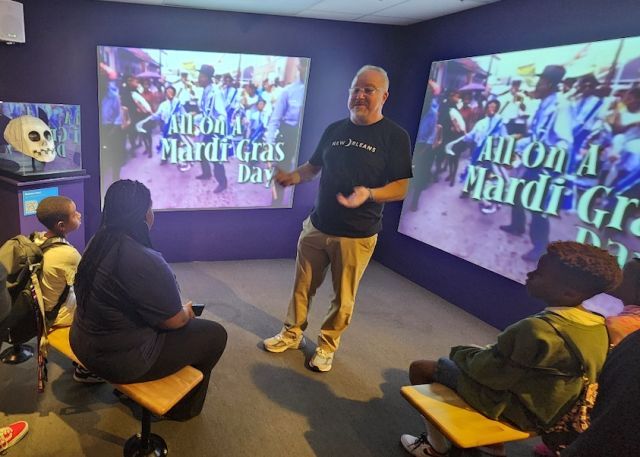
<box><xmin>101</xmin><ymin>0</ymin><xmax>499</xmax><ymax>26</ymax></box>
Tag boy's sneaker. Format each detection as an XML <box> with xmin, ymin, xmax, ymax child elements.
<box><xmin>263</xmin><ymin>332</ymin><xmax>305</xmax><ymax>353</ymax></box>
<box><xmin>0</xmin><ymin>420</ymin><xmax>29</xmax><ymax>452</ymax></box>
<box><xmin>73</xmin><ymin>366</ymin><xmax>105</xmax><ymax>384</ymax></box>
<box><xmin>308</xmin><ymin>348</ymin><xmax>334</xmax><ymax>372</ymax></box>
<box><xmin>400</xmin><ymin>433</ymin><xmax>448</xmax><ymax>456</ymax></box>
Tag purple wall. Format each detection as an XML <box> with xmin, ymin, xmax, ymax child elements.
<box><xmin>375</xmin><ymin>0</ymin><xmax>640</xmax><ymax>328</ymax></box>
<box><xmin>0</xmin><ymin>0</ymin><xmax>405</xmax><ymax>262</ymax></box>
<box><xmin>3</xmin><ymin>0</ymin><xmax>637</xmax><ymax>329</ymax></box>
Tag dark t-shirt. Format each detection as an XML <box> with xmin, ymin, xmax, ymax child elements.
<box><xmin>70</xmin><ymin>236</ymin><xmax>181</xmax><ymax>383</ymax></box>
<box><xmin>309</xmin><ymin>117</ymin><xmax>412</xmax><ymax>237</ymax></box>
<box><xmin>561</xmin><ymin>329</ymin><xmax>640</xmax><ymax>457</ymax></box>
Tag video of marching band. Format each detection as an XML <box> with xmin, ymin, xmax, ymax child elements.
<box><xmin>399</xmin><ymin>36</ymin><xmax>640</xmax><ymax>287</ymax></box>
<box><xmin>97</xmin><ymin>46</ymin><xmax>310</xmax><ymax>210</ymax></box>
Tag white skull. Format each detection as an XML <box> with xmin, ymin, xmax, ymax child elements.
<box><xmin>3</xmin><ymin>115</ymin><xmax>56</xmax><ymax>163</ymax></box>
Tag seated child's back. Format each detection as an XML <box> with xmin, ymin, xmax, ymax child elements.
<box><xmin>34</xmin><ymin>197</ymin><xmax>82</xmax><ymax>327</ymax></box>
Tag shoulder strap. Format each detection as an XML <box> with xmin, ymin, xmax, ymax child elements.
<box><xmin>32</xmin><ymin>235</ymin><xmax>71</xmax><ymax>327</ymax></box>
<box><xmin>538</xmin><ymin>315</ymin><xmax>587</xmax><ymax>375</ymax></box>
<box><xmin>38</xmin><ymin>236</ymin><xmax>69</xmax><ymax>252</ymax></box>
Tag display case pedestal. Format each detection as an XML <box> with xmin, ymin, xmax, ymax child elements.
<box><xmin>0</xmin><ymin>172</ymin><xmax>89</xmax><ymax>250</ymax></box>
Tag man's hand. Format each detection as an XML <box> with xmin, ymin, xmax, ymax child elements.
<box><xmin>337</xmin><ymin>186</ymin><xmax>370</xmax><ymax>208</ymax></box>
<box><xmin>274</xmin><ymin>167</ymin><xmax>301</xmax><ymax>187</ymax></box>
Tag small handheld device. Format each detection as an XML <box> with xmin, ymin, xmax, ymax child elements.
<box><xmin>191</xmin><ymin>303</ymin><xmax>205</xmax><ymax>317</ymax></box>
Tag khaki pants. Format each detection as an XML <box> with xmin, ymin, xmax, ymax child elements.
<box><xmin>283</xmin><ymin>217</ymin><xmax>377</xmax><ymax>352</ymax></box>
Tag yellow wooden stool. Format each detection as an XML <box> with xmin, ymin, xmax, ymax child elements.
<box><xmin>48</xmin><ymin>327</ymin><xmax>204</xmax><ymax>457</ymax></box>
<box><xmin>401</xmin><ymin>383</ymin><xmax>534</xmax><ymax>452</ymax></box>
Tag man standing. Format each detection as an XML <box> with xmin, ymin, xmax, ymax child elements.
<box><xmin>174</xmin><ymin>71</ymin><xmax>198</xmax><ymax>109</ymax></box>
<box><xmin>407</xmin><ymin>80</ymin><xmax>440</xmax><ymax>211</ymax></box>
<box><xmin>221</xmin><ymin>73</ymin><xmax>239</xmax><ymax>126</ymax></box>
<box><xmin>120</xmin><ymin>75</ymin><xmax>152</xmax><ymax>154</ymax></box>
<box><xmin>568</xmin><ymin>73</ymin><xmax>604</xmax><ymax>174</ymax></box>
<box><xmin>195</xmin><ymin>64</ymin><xmax>228</xmax><ymax>193</ymax></box>
<box><xmin>500</xmin><ymin>65</ymin><xmax>573</xmax><ymax>262</ymax></box>
<box><xmin>263</xmin><ymin>65</ymin><xmax>412</xmax><ymax>372</ymax></box>
<box><xmin>498</xmin><ymin>79</ymin><xmax>529</xmax><ymax>135</ymax></box>
<box><xmin>264</xmin><ymin>59</ymin><xmax>308</xmax><ymax>180</ymax></box>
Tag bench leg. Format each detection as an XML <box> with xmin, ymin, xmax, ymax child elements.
<box><xmin>123</xmin><ymin>408</ymin><xmax>168</xmax><ymax>457</ymax></box>
<box><xmin>0</xmin><ymin>344</ymin><xmax>34</xmax><ymax>364</ymax></box>
<box><xmin>450</xmin><ymin>447</ymin><xmax>480</xmax><ymax>457</ymax></box>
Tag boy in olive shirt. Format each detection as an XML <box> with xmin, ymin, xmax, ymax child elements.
<box><xmin>401</xmin><ymin>242</ymin><xmax>622</xmax><ymax>457</ymax></box>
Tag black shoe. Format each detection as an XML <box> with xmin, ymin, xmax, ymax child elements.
<box><xmin>195</xmin><ymin>174</ymin><xmax>211</xmax><ymax>180</ymax></box>
<box><xmin>113</xmin><ymin>389</ymin><xmax>128</xmax><ymax>400</ymax></box>
<box><xmin>499</xmin><ymin>225</ymin><xmax>524</xmax><ymax>236</ymax></box>
<box><xmin>522</xmin><ymin>249</ymin><xmax>543</xmax><ymax>262</ymax></box>
<box><xmin>214</xmin><ymin>183</ymin><xmax>227</xmax><ymax>193</ymax></box>
<box><xmin>73</xmin><ymin>366</ymin><xmax>105</xmax><ymax>384</ymax></box>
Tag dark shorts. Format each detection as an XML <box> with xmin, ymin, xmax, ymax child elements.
<box><xmin>434</xmin><ymin>357</ymin><xmax>461</xmax><ymax>391</ymax></box>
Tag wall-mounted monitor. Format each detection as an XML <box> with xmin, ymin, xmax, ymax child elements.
<box><xmin>97</xmin><ymin>46</ymin><xmax>310</xmax><ymax>210</ymax></box>
<box><xmin>399</xmin><ymin>36</ymin><xmax>640</xmax><ymax>289</ymax></box>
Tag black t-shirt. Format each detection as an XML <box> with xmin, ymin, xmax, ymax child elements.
<box><xmin>70</xmin><ymin>235</ymin><xmax>182</xmax><ymax>383</ymax></box>
<box><xmin>562</xmin><ymin>329</ymin><xmax>640</xmax><ymax>457</ymax></box>
<box><xmin>309</xmin><ymin>117</ymin><xmax>412</xmax><ymax>237</ymax></box>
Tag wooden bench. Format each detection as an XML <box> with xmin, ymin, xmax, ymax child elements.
<box><xmin>48</xmin><ymin>327</ymin><xmax>204</xmax><ymax>457</ymax></box>
<box><xmin>401</xmin><ymin>383</ymin><xmax>534</xmax><ymax>452</ymax></box>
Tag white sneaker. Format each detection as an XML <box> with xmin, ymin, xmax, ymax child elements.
<box><xmin>479</xmin><ymin>202</ymin><xmax>498</xmax><ymax>214</ymax></box>
<box><xmin>309</xmin><ymin>348</ymin><xmax>334</xmax><ymax>372</ymax></box>
<box><xmin>400</xmin><ymin>433</ymin><xmax>447</xmax><ymax>456</ymax></box>
<box><xmin>263</xmin><ymin>332</ymin><xmax>305</xmax><ymax>353</ymax></box>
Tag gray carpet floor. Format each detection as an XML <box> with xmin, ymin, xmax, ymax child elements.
<box><xmin>0</xmin><ymin>259</ymin><xmax>539</xmax><ymax>456</ymax></box>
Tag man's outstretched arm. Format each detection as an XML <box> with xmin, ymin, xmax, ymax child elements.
<box><xmin>274</xmin><ymin>162</ymin><xmax>322</xmax><ymax>187</ymax></box>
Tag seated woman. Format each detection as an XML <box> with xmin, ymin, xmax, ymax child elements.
<box><xmin>606</xmin><ymin>258</ymin><xmax>640</xmax><ymax>347</ymax></box>
<box><xmin>70</xmin><ymin>180</ymin><xmax>227</xmax><ymax>420</ymax></box>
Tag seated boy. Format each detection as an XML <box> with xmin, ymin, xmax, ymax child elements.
<box><xmin>606</xmin><ymin>258</ymin><xmax>640</xmax><ymax>346</ymax></box>
<box><xmin>34</xmin><ymin>197</ymin><xmax>101</xmax><ymax>383</ymax></box>
<box><xmin>34</xmin><ymin>196</ymin><xmax>82</xmax><ymax>328</ymax></box>
<box><xmin>401</xmin><ymin>241</ymin><xmax>622</xmax><ymax>457</ymax></box>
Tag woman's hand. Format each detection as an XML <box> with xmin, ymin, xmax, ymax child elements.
<box><xmin>159</xmin><ymin>301</ymin><xmax>195</xmax><ymax>329</ymax></box>
<box><xmin>182</xmin><ymin>301</ymin><xmax>196</xmax><ymax>319</ymax></box>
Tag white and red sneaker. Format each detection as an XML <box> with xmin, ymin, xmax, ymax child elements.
<box><xmin>0</xmin><ymin>420</ymin><xmax>29</xmax><ymax>452</ymax></box>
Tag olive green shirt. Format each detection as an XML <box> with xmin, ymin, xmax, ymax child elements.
<box><xmin>450</xmin><ymin>307</ymin><xmax>608</xmax><ymax>431</ymax></box>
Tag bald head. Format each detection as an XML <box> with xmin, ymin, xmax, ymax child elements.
<box><xmin>348</xmin><ymin>65</ymin><xmax>390</xmax><ymax>125</ymax></box>
<box><xmin>353</xmin><ymin>65</ymin><xmax>389</xmax><ymax>91</ymax></box>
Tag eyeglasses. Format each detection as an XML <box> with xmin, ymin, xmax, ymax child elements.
<box><xmin>348</xmin><ymin>87</ymin><xmax>378</xmax><ymax>96</ymax></box>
